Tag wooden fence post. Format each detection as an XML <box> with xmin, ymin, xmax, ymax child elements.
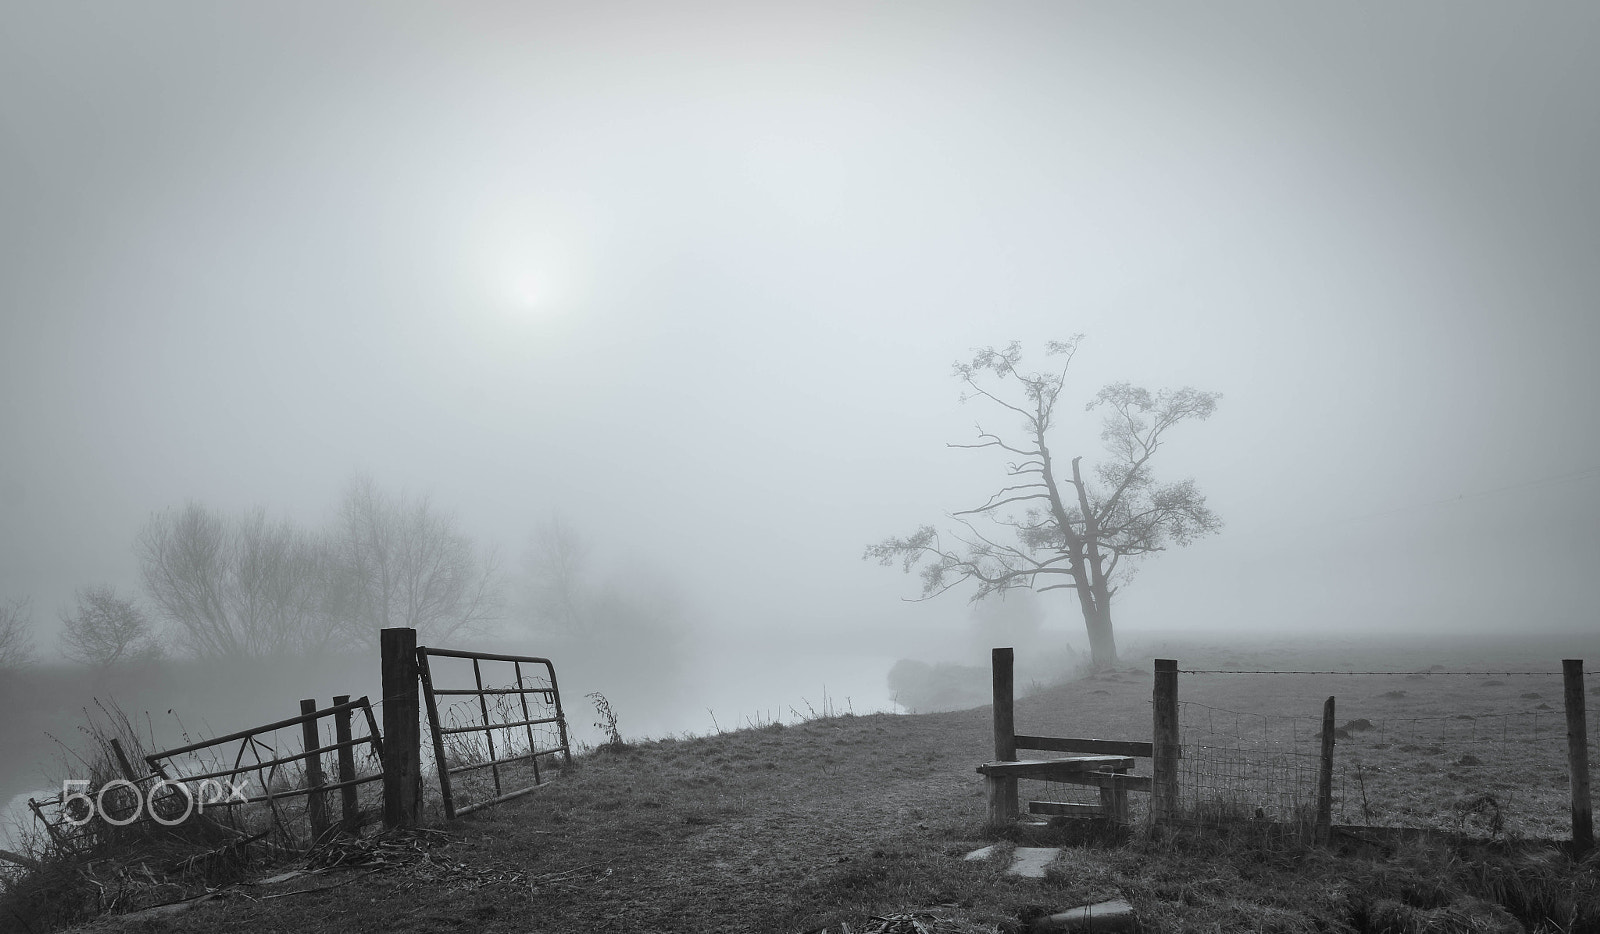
<box><xmin>333</xmin><ymin>693</ymin><xmax>360</xmax><ymax>834</ymax></box>
<box><xmin>1152</xmin><ymin>659</ymin><xmax>1180</xmax><ymax>825</ymax></box>
<box><xmin>300</xmin><ymin>699</ymin><xmax>330</xmax><ymax>843</ymax></box>
<box><xmin>1563</xmin><ymin>659</ymin><xmax>1592</xmax><ymax>856</ymax></box>
<box><xmin>381</xmin><ymin>627</ymin><xmax>422</xmax><ymax>829</ymax></box>
<box><xmin>987</xmin><ymin>647</ymin><xmax>1018</xmax><ymax>829</ymax></box>
<box><xmin>102</xmin><ymin>736</ymin><xmax>144</xmax><ymax>822</ymax></box>
<box><xmin>108</xmin><ymin>738</ymin><xmax>142</xmax><ymax>784</ymax></box>
<box><xmin>1316</xmin><ymin>695</ymin><xmax>1335</xmax><ymax>844</ymax></box>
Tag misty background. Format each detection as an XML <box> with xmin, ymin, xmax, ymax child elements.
<box><xmin>3</xmin><ymin>2</ymin><xmax>1599</xmax><ymax>813</ymax></box>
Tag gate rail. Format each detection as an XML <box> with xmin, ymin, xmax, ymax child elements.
<box><xmin>146</xmin><ymin>694</ymin><xmax>385</xmax><ymax>842</ymax></box>
<box><xmin>416</xmin><ymin>646</ymin><xmax>572</xmax><ymax>819</ymax></box>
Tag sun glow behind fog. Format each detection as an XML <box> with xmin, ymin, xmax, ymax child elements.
<box><xmin>488</xmin><ymin>244</ymin><xmax>578</xmax><ymax>322</ymax></box>
<box><xmin>503</xmin><ymin>270</ymin><xmax>561</xmax><ymax>319</ymax></box>
<box><xmin>467</xmin><ymin>209</ymin><xmax>596</xmax><ymax>325</ymax></box>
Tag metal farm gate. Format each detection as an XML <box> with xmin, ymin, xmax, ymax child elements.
<box><xmin>415</xmin><ymin>647</ymin><xmax>572</xmax><ymax>819</ymax></box>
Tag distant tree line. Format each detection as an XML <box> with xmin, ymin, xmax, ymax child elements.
<box><xmin>134</xmin><ymin>474</ymin><xmax>502</xmax><ymax>660</ymax></box>
<box><xmin>0</xmin><ymin>477</ymin><xmax>684</xmax><ymax>669</ymax></box>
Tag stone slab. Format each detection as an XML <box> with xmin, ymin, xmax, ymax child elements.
<box><xmin>1033</xmin><ymin>898</ymin><xmax>1136</xmax><ymax>932</ymax></box>
<box><xmin>1007</xmin><ymin>846</ymin><xmax>1061</xmax><ymax>879</ymax></box>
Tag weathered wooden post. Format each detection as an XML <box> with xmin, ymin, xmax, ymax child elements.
<box><xmin>1563</xmin><ymin>659</ymin><xmax>1592</xmax><ymax>855</ymax></box>
<box><xmin>381</xmin><ymin>627</ymin><xmax>422</xmax><ymax>829</ymax></box>
<box><xmin>333</xmin><ymin>694</ymin><xmax>360</xmax><ymax>834</ymax></box>
<box><xmin>300</xmin><ymin>698</ymin><xmax>330</xmax><ymax>843</ymax></box>
<box><xmin>987</xmin><ymin>647</ymin><xmax>1018</xmax><ymax>829</ymax></box>
<box><xmin>108</xmin><ymin>737</ymin><xmax>142</xmax><ymax>784</ymax></box>
<box><xmin>1100</xmin><ymin>775</ymin><xmax>1130</xmax><ymax>825</ymax></box>
<box><xmin>1316</xmin><ymin>695</ymin><xmax>1335</xmax><ymax>844</ymax></box>
<box><xmin>1151</xmin><ymin>659</ymin><xmax>1180</xmax><ymax>825</ymax></box>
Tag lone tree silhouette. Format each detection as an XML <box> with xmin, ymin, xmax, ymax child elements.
<box><xmin>865</xmin><ymin>338</ymin><xmax>1222</xmax><ymax>670</ymax></box>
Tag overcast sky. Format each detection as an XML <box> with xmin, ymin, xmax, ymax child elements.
<box><xmin>3</xmin><ymin>2</ymin><xmax>1598</xmax><ymax>656</ymax></box>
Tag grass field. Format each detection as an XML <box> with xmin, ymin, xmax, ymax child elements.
<box><xmin>5</xmin><ymin>631</ymin><xmax>1599</xmax><ymax>933</ymax></box>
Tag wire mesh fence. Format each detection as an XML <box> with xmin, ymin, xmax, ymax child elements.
<box><xmin>1169</xmin><ymin>667</ymin><xmax>1597</xmax><ymax>840</ymax></box>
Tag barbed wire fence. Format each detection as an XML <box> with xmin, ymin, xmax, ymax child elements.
<box><xmin>1169</xmin><ymin>666</ymin><xmax>1597</xmax><ymax>841</ymax></box>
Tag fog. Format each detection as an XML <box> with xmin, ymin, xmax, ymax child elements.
<box><xmin>3</xmin><ymin>2</ymin><xmax>1599</xmax><ymax>794</ymax></box>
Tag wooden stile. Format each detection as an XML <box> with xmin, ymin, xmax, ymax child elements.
<box><xmin>981</xmin><ymin>647</ymin><xmax>1152</xmax><ymax>829</ymax></box>
<box><xmin>977</xmin><ymin>756</ymin><xmax>1136</xmax><ymax>780</ymax></box>
<box><xmin>1014</xmin><ymin>735</ymin><xmax>1154</xmax><ymax>758</ymax></box>
<box><xmin>1030</xmin><ymin>801</ymin><xmax>1104</xmax><ymax>818</ymax></box>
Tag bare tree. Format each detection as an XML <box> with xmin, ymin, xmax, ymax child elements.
<box><xmin>59</xmin><ymin>585</ymin><xmax>163</xmax><ymax>667</ymax></box>
<box><xmin>138</xmin><ymin>502</ymin><xmax>340</xmax><ymax>658</ymax></box>
<box><xmin>865</xmin><ymin>339</ymin><xmax>1221</xmax><ymax>670</ymax></box>
<box><xmin>331</xmin><ymin>475</ymin><xmax>501</xmax><ymax>645</ymax></box>
<box><xmin>0</xmin><ymin>596</ymin><xmax>36</xmax><ymax>668</ymax></box>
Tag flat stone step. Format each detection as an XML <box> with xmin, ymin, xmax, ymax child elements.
<box><xmin>1007</xmin><ymin>847</ymin><xmax>1061</xmax><ymax>879</ymax></box>
<box><xmin>963</xmin><ymin>844</ymin><xmax>1068</xmax><ymax>879</ymax></box>
<box><xmin>1033</xmin><ymin>898</ymin><xmax>1137</xmax><ymax>932</ymax></box>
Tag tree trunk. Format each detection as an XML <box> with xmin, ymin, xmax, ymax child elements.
<box><xmin>1084</xmin><ymin>602</ymin><xmax>1118</xmax><ymax>671</ymax></box>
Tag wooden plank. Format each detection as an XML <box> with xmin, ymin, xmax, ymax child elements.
<box><xmin>1564</xmin><ymin>659</ymin><xmax>1593</xmax><ymax>855</ymax></box>
<box><xmin>1014</xmin><ymin>735</ymin><xmax>1153</xmax><ymax>758</ymax></box>
<box><xmin>977</xmin><ymin>757</ymin><xmax>1135</xmax><ymax>780</ymax></box>
<box><xmin>1029</xmin><ymin>801</ymin><xmax>1104</xmax><ymax>817</ymax></box>
<box><xmin>1047</xmin><ymin>772</ymin><xmax>1152</xmax><ymax>793</ymax></box>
